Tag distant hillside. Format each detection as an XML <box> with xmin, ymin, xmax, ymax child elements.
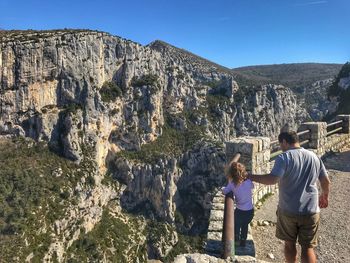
<box><xmin>148</xmin><ymin>40</ymin><xmax>234</xmax><ymax>75</ymax></box>
<box><xmin>232</xmin><ymin>63</ymin><xmax>342</xmax><ymax>88</ymax></box>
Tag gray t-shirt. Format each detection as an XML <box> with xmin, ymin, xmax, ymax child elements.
<box><xmin>271</xmin><ymin>147</ymin><xmax>328</xmax><ymax>215</ymax></box>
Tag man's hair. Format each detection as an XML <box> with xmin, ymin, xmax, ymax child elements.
<box><xmin>278</xmin><ymin>131</ymin><xmax>299</xmax><ymax>144</ymax></box>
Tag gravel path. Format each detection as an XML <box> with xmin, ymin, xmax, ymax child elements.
<box><xmin>251</xmin><ymin>149</ymin><xmax>350</xmax><ymax>263</ymax></box>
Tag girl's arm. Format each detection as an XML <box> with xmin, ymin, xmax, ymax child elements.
<box><xmin>221</xmin><ymin>182</ymin><xmax>234</xmax><ymax>195</ymax></box>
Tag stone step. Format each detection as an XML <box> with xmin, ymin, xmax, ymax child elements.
<box><xmin>205</xmin><ymin>238</ymin><xmax>222</xmax><ymax>254</ymax></box>
<box><xmin>207</xmin><ymin>231</ymin><xmax>222</xmax><ymax>241</ymax></box>
<box><xmin>208</xmin><ymin>220</ymin><xmax>223</xmax><ymax>232</ymax></box>
<box><xmin>209</xmin><ymin>210</ymin><xmax>224</xmax><ymax>221</ymax></box>
<box><xmin>212</xmin><ymin>196</ymin><xmax>225</xmax><ymax>204</ymax></box>
<box><xmin>206</xmin><ymin>224</ymin><xmax>255</xmax><ymax>257</ymax></box>
<box><xmin>214</xmin><ymin>190</ymin><xmax>223</xmax><ymax>197</ymax></box>
<box><xmin>211</xmin><ymin>202</ymin><xmax>225</xmax><ymax>210</ymax></box>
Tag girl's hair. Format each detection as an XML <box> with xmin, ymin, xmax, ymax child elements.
<box><xmin>224</xmin><ymin>161</ymin><xmax>247</xmax><ymax>185</ymax></box>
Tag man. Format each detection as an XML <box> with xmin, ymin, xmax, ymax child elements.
<box><xmin>248</xmin><ymin>131</ymin><xmax>330</xmax><ymax>263</ymax></box>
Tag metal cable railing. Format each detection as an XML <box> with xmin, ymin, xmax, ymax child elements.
<box><xmin>327</xmin><ymin>127</ymin><xmax>343</xmax><ymax>136</ymax></box>
<box><xmin>270</xmin><ymin>119</ymin><xmax>345</xmax><ymax>159</ymax></box>
<box><xmin>327</xmin><ymin>119</ymin><xmax>343</xmax><ymax>136</ymax></box>
<box><xmin>270</xmin><ymin>130</ymin><xmax>311</xmax><ymax>160</ymax></box>
<box><xmin>271</xmin><ymin>129</ymin><xmax>311</xmax><ymax>146</ymax></box>
<box><xmin>270</xmin><ymin>139</ymin><xmax>310</xmax><ymax>159</ymax></box>
<box><xmin>327</xmin><ymin>120</ymin><xmax>343</xmax><ymax>127</ymax></box>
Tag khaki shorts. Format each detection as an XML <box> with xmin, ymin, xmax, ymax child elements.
<box><xmin>276</xmin><ymin>209</ymin><xmax>320</xmax><ymax>248</ymax></box>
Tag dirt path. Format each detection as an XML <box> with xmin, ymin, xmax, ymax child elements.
<box><xmin>251</xmin><ymin>150</ymin><xmax>350</xmax><ymax>263</ymax></box>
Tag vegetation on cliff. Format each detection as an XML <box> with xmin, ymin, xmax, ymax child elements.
<box><xmin>327</xmin><ymin>62</ymin><xmax>350</xmax><ymax>115</ymax></box>
<box><xmin>0</xmin><ymin>137</ymin><xmax>79</xmax><ymax>261</ymax></box>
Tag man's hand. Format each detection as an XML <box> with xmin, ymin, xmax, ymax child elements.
<box><xmin>319</xmin><ymin>175</ymin><xmax>330</xmax><ymax>208</ymax></box>
<box><xmin>319</xmin><ymin>193</ymin><xmax>329</xmax><ymax>208</ymax></box>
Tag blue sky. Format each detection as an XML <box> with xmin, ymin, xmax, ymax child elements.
<box><xmin>1</xmin><ymin>0</ymin><xmax>349</xmax><ymax>68</ymax></box>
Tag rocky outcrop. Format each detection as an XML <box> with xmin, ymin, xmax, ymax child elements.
<box><xmin>300</xmin><ymin>79</ymin><xmax>336</xmax><ymax>120</ymax></box>
<box><xmin>44</xmin><ymin>181</ymin><xmax>119</xmax><ymax>261</ymax></box>
<box><xmin>0</xmin><ymin>30</ymin><xmax>308</xmax><ymax>162</ymax></box>
<box><xmin>110</xmin><ymin>141</ymin><xmax>226</xmax><ymax>235</ymax></box>
<box><xmin>327</xmin><ymin>62</ymin><xmax>350</xmax><ymax>116</ymax></box>
<box><xmin>234</xmin><ymin>84</ymin><xmax>309</xmax><ymax>136</ymax></box>
<box><xmin>173</xmin><ymin>253</ymin><xmax>272</xmax><ymax>263</ymax></box>
<box><xmin>0</xmin><ymin>30</ymin><xmax>311</xmax><ymax>261</ymax></box>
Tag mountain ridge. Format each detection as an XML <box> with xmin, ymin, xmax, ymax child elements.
<box><xmin>232</xmin><ymin>62</ymin><xmax>343</xmax><ymax>88</ymax></box>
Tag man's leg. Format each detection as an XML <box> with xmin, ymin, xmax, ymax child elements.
<box><xmin>301</xmin><ymin>246</ymin><xmax>316</xmax><ymax>263</ymax></box>
<box><xmin>284</xmin><ymin>240</ymin><xmax>297</xmax><ymax>263</ymax></box>
<box><xmin>276</xmin><ymin>210</ymin><xmax>298</xmax><ymax>262</ymax></box>
<box><xmin>298</xmin><ymin>213</ymin><xmax>319</xmax><ymax>263</ymax></box>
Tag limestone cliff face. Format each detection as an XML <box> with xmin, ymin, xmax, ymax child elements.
<box><xmin>0</xmin><ymin>30</ymin><xmax>307</xmax><ymax>163</ymax></box>
<box><xmin>327</xmin><ymin>62</ymin><xmax>350</xmax><ymax>116</ymax></box>
<box><xmin>0</xmin><ymin>30</ymin><xmax>310</xmax><ymax>261</ymax></box>
<box><xmin>234</xmin><ymin>84</ymin><xmax>309</xmax><ymax>136</ymax></box>
<box><xmin>0</xmin><ymin>30</ymin><xmax>164</xmax><ymax>168</ymax></box>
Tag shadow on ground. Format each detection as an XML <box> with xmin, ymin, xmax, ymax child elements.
<box><xmin>324</xmin><ymin>150</ymin><xmax>350</xmax><ymax>172</ymax></box>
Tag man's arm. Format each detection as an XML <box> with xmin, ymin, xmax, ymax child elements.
<box><xmin>248</xmin><ymin>155</ymin><xmax>284</xmax><ymax>185</ymax></box>
<box><xmin>319</xmin><ymin>175</ymin><xmax>330</xmax><ymax>208</ymax></box>
<box><xmin>248</xmin><ymin>173</ymin><xmax>279</xmax><ymax>185</ymax></box>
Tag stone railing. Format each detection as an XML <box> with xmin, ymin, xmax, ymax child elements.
<box><xmin>206</xmin><ymin>114</ymin><xmax>350</xmax><ymax>260</ymax></box>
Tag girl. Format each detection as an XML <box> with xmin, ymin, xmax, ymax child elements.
<box><xmin>221</xmin><ymin>161</ymin><xmax>254</xmax><ymax>247</ymax></box>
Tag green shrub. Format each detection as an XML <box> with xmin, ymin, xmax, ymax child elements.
<box><xmin>67</xmin><ymin>208</ymin><xmax>146</xmax><ymax>262</ymax></box>
<box><xmin>64</xmin><ymin>103</ymin><xmax>83</xmax><ymax>115</ymax></box>
<box><xmin>116</xmin><ymin>122</ymin><xmax>205</xmax><ymax>164</ymax></box>
<box><xmin>163</xmin><ymin>233</ymin><xmax>206</xmax><ymax>262</ymax></box>
<box><xmin>99</xmin><ymin>81</ymin><xmax>123</xmax><ymax>103</ymax></box>
<box><xmin>85</xmin><ymin>175</ymin><xmax>95</xmax><ymax>186</ymax></box>
<box><xmin>131</xmin><ymin>74</ymin><xmax>159</xmax><ymax>88</ymax></box>
<box><xmin>0</xmin><ymin>138</ymin><xmax>93</xmax><ymax>261</ymax></box>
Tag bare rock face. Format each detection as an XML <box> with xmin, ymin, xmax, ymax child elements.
<box><xmin>113</xmin><ymin>157</ymin><xmax>181</xmax><ymax>221</ymax></box>
<box><xmin>289</xmin><ymin>78</ymin><xmax>337</xmax><ymax>121</ymax></box>
<box><xmin>147</xmin><ymin>222</ymin><xmax>179</xmax><ymax>259</ymax></box>
<box><xmin>0</xmin><ymin>30</ymin><xmax>166</xmax><ymax>167</ymax></box>
<box><xmin>0</xmin><ymin>30</ymin><xmax>311</xmax><ymax>261</ymax></box>
<box><xmin>327</xmin><ymin>62</ymin><xmax>350</xmax><ymax>116</ymax></box>
<box><xmin>0</xmin><ymin>30</ymin><xmax>308</xmax><ymax>165</ymax></box>
<box><xmin>234</xmin><ymin>84</ymin><xmax>309</xmax><ymax>137</ymax></box>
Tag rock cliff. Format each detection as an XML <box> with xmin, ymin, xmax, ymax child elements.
<box><xmin>0</xmin><ymin>29</ymin><xmax>310</xmax><ymax>261</ymax></box>
<box><xmin>327</xmin><ymin>62</ymin><xmax>350</xmax><ymax>117</ymax></box>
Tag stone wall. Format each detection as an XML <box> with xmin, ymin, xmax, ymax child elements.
<box><xmin>298</xmin><ymin>115</ymin><xmax>350</xmax><ymax>157</ymax></box>
<box><xmin>206</xmin><ymin>114</ymin><xmax>350</xmax><ymax>260</ymax></box>
<box><xmin>224</xmin><ymin>114</ymin><xmax>350</xmax><ymax>206</ymax></box>
<box><xmin>225</xmin><ymin>136</ymin><xmax>276</xmax><ymax>204</ymax></box>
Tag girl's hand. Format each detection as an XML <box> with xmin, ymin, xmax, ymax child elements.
<box><xmin>221</xmin><ymin>187</ymin><xmax>226</xmax><ymax>195</ymax></box>
<box><xmin>246</xmin><ymin>172</ymin><xmax>252</xmax><ymax>180</ymax></box>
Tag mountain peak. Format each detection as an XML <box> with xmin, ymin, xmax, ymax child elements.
<box><xmin>148</xmin><ymin>39</ymin><xmax>232</xmax><ymax>74</ymax></box>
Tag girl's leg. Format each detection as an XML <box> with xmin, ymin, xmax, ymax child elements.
<box><xmin>234</xmin><ymin>209</ymin><xmax>241</xmax><ymax>241</ymax></box>
<box><xmin>240</xmin><ymin>209</ymin><xmax>254</xmax><ymax>241</ymax></box>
